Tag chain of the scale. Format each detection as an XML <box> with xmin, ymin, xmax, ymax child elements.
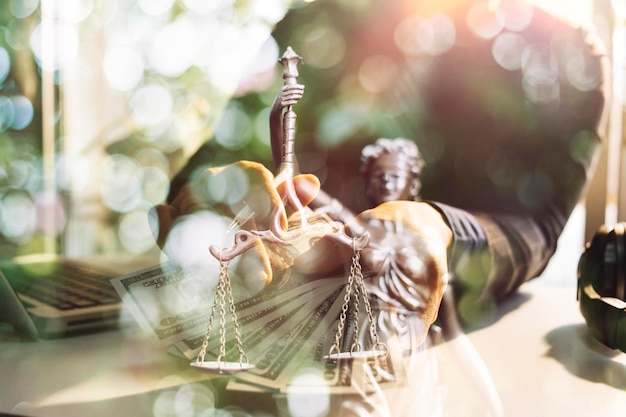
<box><xmin>230</xmin><ymin>283</ymin><xmax>345</xmax><ymax>390</ymax></box>
<box><xmin>229</xmin><ymin>287</ymin><xmax>408</xmax><ymax>395</ymax></box>
<box><xmin>326</xmin><ymin>246</ymin><xmax>389</xmax><ymax>358</ymax></box>
<box><xmin>195</xmin><ymin>261</ymin><xmax>225</xmax><ymax>363</ymax></box>
<box><xmin>219</xmin><ymin>247</ymin><xmax>397</xmax><ymax>394</ymax></box>
<box><xmin>353</xmin><ymin>249</ymin><xmax>388</xmax><ymax>356</ymax></box>
<box><xmin>223</xmin><ymin>261</ymin><xmax>248</xmax><ymax>364</ymax></box>
<box><xmin>327</xmin><ymin>251</ymin><xmax>357</xmax><ymax>357</ymax></box>
<box><xmin>189</xmin><ymin>245</ymin><xmax>371</xmax><ymax>367</ymax></box>
<box><xmin>184</xmin><ymin>249</ymin><xmax>405</xmax><ymax>393</ymax></box>
<box><xmin>198</xmin><ymin>282</ymin><xmax>344</xmax><ymax>370</ymax></box>
<box><xmin>280</xmin><ymin>318</ymin><xmax>407</xmax><ymax>395</ymax></box>
<box><xmin>195</xmin><ymin>259</ymin><xmax>250</xmax><ymax>365</ymax></box>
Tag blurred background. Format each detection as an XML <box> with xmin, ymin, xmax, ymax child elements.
<box><xmin>0</xmin><ymin>0</ymin><xmax>623</xmax><ymax>265</ymax></box>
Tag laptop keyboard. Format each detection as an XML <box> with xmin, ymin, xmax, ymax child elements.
<box><xmin>7</xmin><ymin>262</ymin><xmax>121</xmax><ymax>310</ymax></box>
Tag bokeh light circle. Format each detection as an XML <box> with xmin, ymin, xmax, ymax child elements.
<box><xmin>566</xmin><ymin>49</ymin><xmax>603</xmax><ymax>92</ymax></box>
<box><xmin>395</xmin><ymin>15</ymin><xmax>424</xmax><ymax>56</ymax></box>
<box><xmin>495</xmin><ymin>0</ymin><xmax>534</xmax><ymax>32</ymax></box>
<box><xmin>56</xmin><ymin>153</ymin><xmax>92</xmax><ymax>193</ymax></box>
<box><xmin>0</xmin><ymin>190</ymin><xmax>37</xmax><ymax>243</ymax></box>
<box><xmin>140</xmin><ymin>166</ymin><xmax>170</xmax><ymax>206</ymax></box>
<box><xmin>6</xmin><ymin>18</ymin><xmax>32</xmax><ymax>50</ymax></box>
<box><xmin>492</xmin><ymin>32</ymin><xmax>527</xmax><ymax>71</ymax></box>
<box><xmin>30</xmin><ymin>23</ymin><xmax>79</xmax><ymax>72</ymax></box>
<box><xmin>254</xmin><ymin>107</ymin><xmax>271</xmax><ymax>147</ymax></box>
<box><xmin>9</xmin><ymin>95</ymin><xmax>34</xmax><ymax>130</ymax></box>
<box><xmin>358</xmin><ymin>54</ymin><xmax>398</xmax><ymax>93</ymax></box>
<box><xmin>134</xmin><ymin>147</ymin><xmax>170</xmax><ymax>175</ymax></box>
<box><xmin>303</xmin><ymin>27</ymin><xmax>346</xmax><ymax>69</ymax></box>
<box><xmin>521</xmin><ymin>43</ymin><xmax>559</xmax><ymax>103</ymax></box>
<box><xmin>100</xmin><ymin>154</ymin><xmax>143</xmax><ymax>213</ymax></box>
<box><xmin>396</xmin><ymin>13</ymin><xmax>456</xmax><ymax>56</ymax></box>
<box><xmin>162</xmin><ymin>211</ymin><xmax>230</xmax><ymax>270</ymax></box>
<box><xmin>103</xmin><ymin>45</ymin><xmax>145</xmax><ymax>91</ymax></box>
<box><xmin>119</xmin><ymin>208</ymin><xmax>155</xmax><ymax>253</ymax></box>
<box><xmin>0</xmin><ymin>47</ymin><xmax>11</xmax><ymax>85</ymax></box>
<box><xmin>214</xmin><ymin>102</ymin><xmax>253</xmax><ymax>149</ymax></box>
<box><xmin>286</xmin><ymin>369</ymin><xmax>331</xmax><ymax>417</ymax></box>
<box><xmin>239</xmin><ymin>35</ymin><xmax>279</xmax><ymax>82</ymax></box>
<box><xmin>467</xmin><ymin>2</ymin><xmax>502</xmax><ymax>40</ymax></box>
<box><xmin>6</xmin><ymin>158</ymin><xmax>37</xmax><ymax>189</ymax></box>
<box><xmin>148</xmin><ymin>15</ymin><xmax>198</xmax><ymax>77</ymax></box>
<box><xmin>9</xmin><ymin>0</ymin><xmax>39</xmax><ymax>19</ymax></box>
<box><xmin>0</xmin><ymin>96</ymin><xmax>16</xmax><ymax>131</ymax></box>
<box><xmin>130</xmin><ymin>84</ymin><xmax>174</xmax><ymax>128</ymax></box>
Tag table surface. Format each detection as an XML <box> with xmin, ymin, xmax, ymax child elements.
<box><xmin>1</xmin><ymin>279</ymin><xmax>625</xmax><ymax>417</ymax></box>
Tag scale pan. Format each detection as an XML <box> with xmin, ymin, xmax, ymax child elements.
<box><xmin>324</xmin><ymin>350</ymin><xmax>387</xmax><ymax>360</ymax></box>
<box><xmin>190</xmin><ymin>361</ymin><xmax>254</xmax><ymax>375</ymax></box>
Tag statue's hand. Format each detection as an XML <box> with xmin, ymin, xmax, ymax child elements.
<box><xmin>279</xmin><ymin>83</ymin><xmax>304</xmax><ymax>108</ymax></box>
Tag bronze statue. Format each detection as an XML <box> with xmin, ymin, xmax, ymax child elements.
<box><xmin>268</xmin><ymin>52</ymin><xmax>447</xmax><ymax>351</ymax></box>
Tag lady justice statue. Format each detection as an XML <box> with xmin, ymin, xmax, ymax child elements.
<box><xmin>269</xmin><ymin>49</ymin><xmax>448</xmax><ymax>352</ymax></box>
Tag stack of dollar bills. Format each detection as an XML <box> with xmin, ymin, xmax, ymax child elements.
<box><xmin>111</xmin><ymin>262</ymin><xmax>407</xmax><ymax>395</ymax></box>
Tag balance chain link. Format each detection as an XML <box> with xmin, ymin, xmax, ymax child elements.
<box><xmin>329</xmin><ymin>256</ymin><xmax>356</xmax><ymax>357</ymax></box>
<box><xmin>218</xmin><ymin>262</ymin><xmax>228</xmax><ymax>362</ymax></box>
<box><xmin>354</xmin><ymin>252</ymin><xmax>388</xmax><ymax>357</ymax></box>
<box><xmin>224</xmin><ymin>266</ymin><xmax>248</xmax><ymax>364</ymax></box>
<box><xmin>351</xmin><ymin>253</ymin><xmax>361</xmax><ymax>354</ymax></box>
<box><xmin>196</xmin><ymin>259</ymin><xmax>227</xmax><ymax>363</ymax></box>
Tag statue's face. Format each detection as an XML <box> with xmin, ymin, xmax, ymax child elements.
<box><xmin>365</xmin><ymin>154</ymin><xmax>415</xmax><ymax>205</ymax></box>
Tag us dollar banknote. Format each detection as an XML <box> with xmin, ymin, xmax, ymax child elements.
<box><xmin>111</xmin><ymin>261</ymin><xmax>408</xmax><ymax>396</ymax></box>
<box><xmin>173</xmin><ymin>278</ymin><xmax>345</xmax><ymax>360</ymax></box>
<box><xmin>111</xmin><ymin>261</ymin><xmax>342</xmax><ymax>346</ymax></box>
<box><xmin>232</xmin><ymin>293</ymin><xmax>407</xmax><ymax>395</ymax></box>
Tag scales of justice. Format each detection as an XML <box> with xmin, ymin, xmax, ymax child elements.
<box><xmin>189</xmin><ymin>47</ymin><xmax>389</xmax><ymax>375</ymax></box>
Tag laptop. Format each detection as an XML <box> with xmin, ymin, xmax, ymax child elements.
<box><xmin>0</xmin><ymin>253</ymin><xmax>157</xmax><ymax>339</ymax></box>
